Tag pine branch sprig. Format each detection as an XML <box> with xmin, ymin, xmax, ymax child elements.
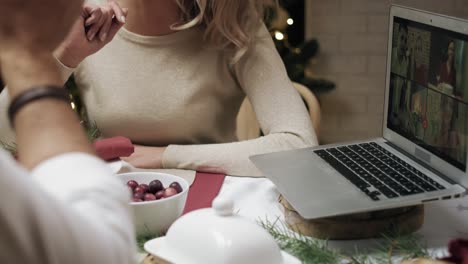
<box><xmin>259</xmin><ymin>218</ymin><xmax>340</xmax><ymax>264</ymax></box>
<box><xmin>377</xmin><ymin>232</ymin><xmax>430</xmax><ymax>263</ymax></box>
<box><xmin>83</xmin><ymin>121</ymin><xmax>101</xmax><ymax>142</ymax></box>
<box><xmin>137</xmin><ymin>232</ymin><xmax>161</xmax><ymax>252</ymax></box>
<box><xmin>259</xmin><ymin>218</ymin><xmax>432</xmax><ymax>264</ymax></box>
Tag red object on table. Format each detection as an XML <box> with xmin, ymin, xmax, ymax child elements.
<box><xmin>93</xmin><ymin>136</ymin><xmax>134</xmax><ymax>161</ymax></box>
<box><xmin>182</xmin><ymin>172</ymin><xmax>226</xmax><ymax>215</ymax></box>
<box><xmin>441</xmin><ymin>239</ymin><xmax>468</xmax><ymax>264</ymax></box>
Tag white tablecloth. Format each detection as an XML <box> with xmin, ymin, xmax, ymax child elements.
<box><xmin>218</xmin><ymin>176</ymin><xmax>468</xmax><ymax>257</ymax></box>
<box><xmin>119</xmin><ymin>162</ymin><xmax>468</xmax><ymax>261</ymax></box>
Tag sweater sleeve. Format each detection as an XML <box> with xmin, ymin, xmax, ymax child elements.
<box><xmin>162</xmin><ymin>24</ymin><xmax>318</xmax><ymax>177</ymax></box>
<box><xmin>54</xmin><ymin>55</ymin><xmax>76</xmax><ymax>82</ymax></box>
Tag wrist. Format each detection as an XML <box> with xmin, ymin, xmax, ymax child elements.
<box><xmin>53</xmin><ymin>45</ymin><xmax>83</xmax><ymax>68</ymax></box>
<box><xmin>0</xmin><ymin>50</ymin><xmax>63</xmax><ymax>97</ymax></box>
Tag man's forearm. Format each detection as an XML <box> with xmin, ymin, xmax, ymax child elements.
<box><xmin>0</xmin><ymin>52</ymin><xmax>93</xmax><ymax>169</ymax></box>
<box><xmin>0</xmin><ymin>51</ymin><xmax>63</xmax><ymax>97</ymax></box>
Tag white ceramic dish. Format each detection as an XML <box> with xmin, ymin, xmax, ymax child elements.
<box><xmin>117</xmin><ymin>172</ymin><xmax>189</xmax><ymax>236</ymax></box>
<box><xmin>144</xmin><ymin>237</ymin><xmax>302</xmax><ymax>264</ymax></box>
<box><xmin>143</xmin><ymin>198</ymin><xmax>302</xmax><ymax>264</ymax></box>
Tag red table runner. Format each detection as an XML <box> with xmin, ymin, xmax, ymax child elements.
<box><xmin>182</xmin><ymin>172</ymin><xmax>226</xmax><ymax>215</ymax></box>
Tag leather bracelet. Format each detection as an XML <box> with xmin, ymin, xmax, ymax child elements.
<box><xmin>8</xmin><ymin>85</ymin><xmax>70</xmax><ymax>127</ymax></box>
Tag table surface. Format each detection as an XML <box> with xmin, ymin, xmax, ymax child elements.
<box><xmin>219</xmin><ymin>176</ymin><xmax>468</xmax><ymax>255</ymax></box>
<box><xmin>119</xmin><ymin>161</ymin><xmax>468</xmax><ymax>262</ymax></box>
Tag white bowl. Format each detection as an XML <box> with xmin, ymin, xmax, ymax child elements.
<box><xmin>118</xmin><ymin>172</ymin><xmax>189</xmax><ymax>236</ymax></box>
<box><xmin>107</xmin><ymin>160</ymin><xmax>122</xmax><ymax>174</ymax></box>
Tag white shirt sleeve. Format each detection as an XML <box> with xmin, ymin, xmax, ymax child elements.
<box><xmin>0</xmin><ymin>150</ymin><xmax>136</xmax><ymax>264</ymax></box>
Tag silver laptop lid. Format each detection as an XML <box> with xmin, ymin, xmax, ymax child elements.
<box><xmin>383</xmin><ymin>5</ymin><xmax>468</xmax><ymax>188</ymax></box>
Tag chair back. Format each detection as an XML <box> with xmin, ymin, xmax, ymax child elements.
<box><xmin>236</xmin><ymin>82</ymin><xmax>321</xmax><ymax>141</ymax></box>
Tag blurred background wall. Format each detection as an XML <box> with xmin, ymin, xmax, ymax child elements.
<box><xmin>306</xmin><ymin>0</ymin><xmax>468</xmax><ymax>144</ymax></box>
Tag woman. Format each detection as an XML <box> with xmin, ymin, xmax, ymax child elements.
<box><xmin>1</xmin><ymin>0</ymin><xmax>318</xmax><ymax>176</ymax></box>
<box><xmin>437</xmin><ymin>40</ymin><xmax>456</xmax><ymax>90</ymax></box>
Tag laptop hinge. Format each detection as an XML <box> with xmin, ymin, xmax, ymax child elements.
<box><xmin>384</xmin><ymin>141</ymin><xmax>457</xmax><ymax>185</ymax></box>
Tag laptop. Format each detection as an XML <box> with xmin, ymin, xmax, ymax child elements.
<box><xmin>250</xmin><ymin>5</ymin><xmax>468</xmax><ymax>219</ymax></box>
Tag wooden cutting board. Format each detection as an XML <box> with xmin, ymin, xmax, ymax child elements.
<box><xmin>279</xmin><ymin>195</ymin><xmax>425</xmax><ymax>240</ymax></box>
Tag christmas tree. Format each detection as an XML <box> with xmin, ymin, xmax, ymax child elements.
<box><xmin>265</xmin><ymin>0</ymin><xmax>335</xmax><ymax>94</ymax></box>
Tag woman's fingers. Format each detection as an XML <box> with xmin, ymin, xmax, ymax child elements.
<box><xmin>83</xmin><ymin>4</ymin><xmax>106</xmax><ymax>41</ymax></box>
<box><xmin>107</xmin><ymin>8</ymin><xmax>128</xmax><ymax>41</ymax></box>
<box><xmin>108</xmin><ymin>1</ymin><xmax>126</xmax><ymax>24</ymax></box>
<box><xmin>86</xmin><ymin>13</ymin><xmax>105</xmax><ymax>41</ymax></box>
<box><xmin>99</xmin><ymin>3</ymin><xmax>127</xmax><ymax>42</ymax></box>
<box><xmin>84</xmin><ymin>8</ymin><xmax>102</xmax><ymax>26</ymax></box>
<box><xmin>82</xmin><ymin>2</ymin><xmax>128</xmax><ymax>42</ymax></box>
<box><xmin>98</xmin><ymin>8</ymin><xmax>112</xmax><ymax>41</ymax></box>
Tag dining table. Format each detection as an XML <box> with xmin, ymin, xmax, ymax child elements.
<box><xmin>114</xmin><ymin>160</ymin><xmax>468</xmax><ymax>263</ymax></box>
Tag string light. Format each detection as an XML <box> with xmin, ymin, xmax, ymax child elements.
<box><xmin>275</xmin><ymin>31</ymin><xmax>284</xmax><ymax>40</ymax></box>
<box><xmin>287</xmin><ymin>18</ymin><xmax>294</xmax><ymax>25</ymax></box>
<box><xmin>71</xmin><ymin>102</ymin><xmax>76</xmax><ymax>110</ymax></box>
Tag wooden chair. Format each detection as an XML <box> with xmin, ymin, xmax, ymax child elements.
<box><xmin>236</xmin><ymin>82</ymin><xmax>321</xmax><ymax>141</ymax></box>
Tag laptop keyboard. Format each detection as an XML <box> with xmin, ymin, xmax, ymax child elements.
<box><xmin>314</xmin><ymin>142</ymin><xmax>446</xmax><ymax>201</ymax></box>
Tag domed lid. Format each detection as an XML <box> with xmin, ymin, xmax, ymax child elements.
<box><xmin>144</xmin><ymin>197</ymin><xmax>301</xmax><ymax>264</ymax></box>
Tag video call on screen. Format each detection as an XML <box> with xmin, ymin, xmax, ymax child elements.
<box><xmin>388</xmin><ymin>17</ymin><xmax>468</xmax><ymax>171</ymax></box>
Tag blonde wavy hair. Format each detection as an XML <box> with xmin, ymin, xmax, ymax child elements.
<box><xmin>173</xmin><ymin>0</ymin><xmax>275</xmax><ymax>63</ymax></box>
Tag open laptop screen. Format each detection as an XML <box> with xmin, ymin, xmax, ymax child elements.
<box><xmin>388</xmin><ymin>16</ymin><xmax>468</xmax><ymax>171</ymax></box>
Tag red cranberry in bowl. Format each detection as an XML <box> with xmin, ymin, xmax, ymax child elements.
<box><xmin>163</xmin><ymin>187</ymin><xmax>178</xmax><ymax>198</ymax></box>
<box><xmin>132</xmin><ymin>198</ymin><xmax>143</xmax><ymax>202</ymax></box>
<box><xmin>127</xmin><ymin>180</ymin><xmax>139</xmax><ymax>191</ymax></box>
<box><xmin>169</xmin><ymin>182</ymin><xmax>182</xmax><ymax>193</ymax></box>
<box><xmin>144</xmin><ymin>193</ymin><xmax>157</xmax><ymax>201</ymax></box>
<box><xmin>155</xmin><ymin>190</ymin><xmax>165</xmax><ymax>200</ymax></box>
<box><xmin>134</xmin><ymin>186</ymin><xmax>145</xmax><ymax>194</ymax></box>
<box><xmin>139</xmin><ymin>184</ymin><xmax>149</xmax><ymax>193</ymax></box>
<box><xmin>149</xmin><ymin>180</ymin><xmax>164</xmax><ymax>194</ymax></box>
<box><xmin>133</xmin><ymin>192</ymin><xmax>144</xmax><ymax>200</ymax></box>
<box><xmin>169</xmin><ymin>182</ymin><xmax>183</xmax><ymax>193</ymax></box>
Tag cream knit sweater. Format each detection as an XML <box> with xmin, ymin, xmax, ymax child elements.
<box><xmin>0</xmin><ymin>24</ymin><xmax>317</xmax><ymax>176</ymax></box>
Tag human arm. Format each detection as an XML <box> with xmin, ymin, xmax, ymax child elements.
<box><xmin>51</xmin><ymin>0</ymin><xmax>128</xmax><ymax>85</ymax></box>
<box><xmin>0</xmin><ymin>0</ymin><xmax>135</xmax><ymax>262</ymax></box>
<box><xmin>153</xmin><ymin>24</ymin><xmax>317</xmax><ymax>176</ymax></box>
<box><xmin>0</xmin><ymin>53</ymin><xmax>136</xmax><ymax>262</ymax></box>
<box><xmin>0</xmin><ymin>0</ymin><xmax>127</xmax><ymax>147</ymax></box>
<box><xmin>54</xmin><ymin>1</ymin><xmax>127</xmax><ymax>68</ymax></box>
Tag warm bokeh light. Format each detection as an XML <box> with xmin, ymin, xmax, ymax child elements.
<box><xmin>287</xmin><ymin>18</ymin><xmax>294</xmax><ymax>25</ymax></box>
<box><xmin>275</xmin><ymin>31</ymin><xmax>284</xmax><ymax>40</ymax></box>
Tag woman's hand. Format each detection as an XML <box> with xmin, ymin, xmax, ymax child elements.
<box><xmin>54</xmin><ymin>1</ymin><xmax>127</xmax><ymax>68</ymax></box>
<box><xmin>121</xmin><ymin>145</ymin><xmax>167</xmax><ymax>169</ymax></box>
